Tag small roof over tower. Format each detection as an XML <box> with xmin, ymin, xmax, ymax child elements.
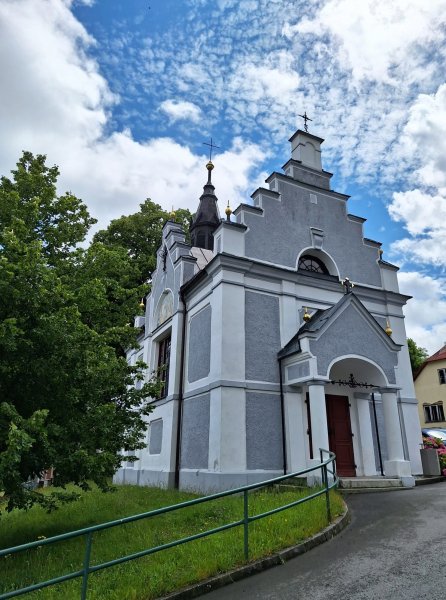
<box><xmin>189</xmin><ymin>160</ymin><xmax>221</xmax><ymax>251</ymax></box>
<box><xmin>289</xmin><ymin>129</ymin><xmax>324</xmax><ymax>171</ymax></box>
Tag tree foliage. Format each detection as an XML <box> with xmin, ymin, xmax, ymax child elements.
<box><xmin>407</xmin><ymin>338</ymin><xmax>429</xmax><ymax>374</ymax></box>
<box><xmin>0</xmin><ymin>153</ymin><xmax>161</xmax><ymax>512</ymax></box>
<box><xmin>93</xmin><ymin>199</ymin><xmax>192</xmax><ymax>286</ymax></box>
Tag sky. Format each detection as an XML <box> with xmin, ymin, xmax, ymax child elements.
<box><xmin>1</xmin><ymin>0</ymin><xmax>446</xmax><ymax>353</ymax></box>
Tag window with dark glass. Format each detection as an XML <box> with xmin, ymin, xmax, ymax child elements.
<box><xmin>438</xmin><ymin>368</ymin><xmax>446</xmax><ymax>384</ymax></box>
<box><xmin>197</xmin><ymin>232</ymin><xmax>206</xmax><ymax>247</ymax></box>
<box><xmin>298</xmin><ymin>255</ymin><xmax>329</xmax><ymax>275</ymax></box>
<box><xmin>157</xmin><ymin>336</ymin><xmax>171</xmax><ymax>398</ymax></box>
<box><xmin>424</xmin><ymin>403</ymin><xmax>445</xmax><ymax>423</ymax></box>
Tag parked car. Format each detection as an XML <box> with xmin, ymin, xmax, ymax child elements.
<box><xmin>422</xmin><ymin>428</ymin><xmax>446</xmax><ymax>443</ymax></box>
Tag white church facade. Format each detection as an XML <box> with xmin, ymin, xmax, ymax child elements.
<box><xmin>114</xmin><ymin>129</ymin><xmax>423</xmax><ymax>492</ymax></box>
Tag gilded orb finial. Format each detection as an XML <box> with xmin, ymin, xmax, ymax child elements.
<box><xmin>225</xmin><ymin>201</ymin><xmax>232</xmax><ymax>221</ymax></box>
<box><xmin>139</xmin><ymin>298</ymin><xmax>145</xmax><ymax>310</ymax></box>
<box><xmin>206</xmin><ymin>160</ymin><xmax>214</xmax><ymax>171</ymax></box>
<box><xmin>169</xmin><ymin>206</ymin><xmax>176</xmax><ymax>221</ymax></box>
<box><xmin>385</xmin><ymin>319</ymin><xmax>392</xmax><ymax>336</ymax></box>
<box><xmin>303</xmin><ymin>307</ymin><xmax>311</xmax><ymax>322</ymax></box>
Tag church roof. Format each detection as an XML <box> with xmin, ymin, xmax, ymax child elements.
<box><xmin>190</xmin><ymin>161</ymin><xmax>220</xmax><ymax>231</ymax></box>
<box><xmin>278</xmin><ymin>292</ymin><xmax>400</xmax><ymax>359</ymax></box>
<box><xmin>414</xmin><ymin>344</ymin><xmax>446</xmax><ymax>380</ymax></box>
<box><xmin>413</xmin><ymin>344</ymin><xmax>446</xmax><ymax>381</ymax></box>
<box><xmin>190</xmin><ymin>247</ymin><xmax>214</xmax><ymax>270</ymax></box>
<box><xmin>425</xmin><ymin>345</ymin><xmax>446</xmax><ymax>363</ymax></box>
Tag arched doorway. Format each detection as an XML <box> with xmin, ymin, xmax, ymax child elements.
<box><xmin>326</xmin><ymin>357</ymin><xmax>388</xmax><ymax>477</ymax></box>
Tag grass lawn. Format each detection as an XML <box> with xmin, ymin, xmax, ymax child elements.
<box><xmin>0</xmin><ymin>483</ymin><xmax>344</xmax><ymax>600</ymax></box>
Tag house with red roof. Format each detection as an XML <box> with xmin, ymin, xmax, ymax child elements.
<box><xmin>415</xmin><ymin>345</ymin><xmax>446</xmax><ymax>428</ymax></box>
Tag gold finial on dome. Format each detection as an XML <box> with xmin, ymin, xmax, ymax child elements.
<box><xmin>139</xmin><ymin>298</ymin><xmax>145</xmax><ymax>310</ymax></box>
<box><xmin>169</xmin><ymin>206</ymin><xmax>176</xmax><ymax>220</ymax></box>
<box><xmin>385</xmin><ymin>319</ymin><xmax>392</xmax><ymax>336</ymax></box>
<box><xmin>206</xmin><ymin>160</ymin><xmax>214</xmax><ymax>171</ymax></box>
<box><xmin>225</xmin><ymin>201</ymin><xmax>232</xmax><ymax>221</ymax></box>
<box><xmin>303</xmin><ymin>307</ymin><xmax>311</xmax><ymax>322</ymax></box>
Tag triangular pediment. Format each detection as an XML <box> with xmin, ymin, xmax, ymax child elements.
<box><xmin>279</xmin><ymin>293</ymin><xmax>401</xmax><ymax>360</ymax></box>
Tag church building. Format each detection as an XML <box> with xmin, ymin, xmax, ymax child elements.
<box><xmin>114</xmin><ymin>128</ymin><xmax>423</xmax><ymax>492</ymax></box>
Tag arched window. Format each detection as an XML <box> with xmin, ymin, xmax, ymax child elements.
<box><xmin>298</xmin><ymin>254</ymin><xmax>329</xmax><ymax>275</ymax></box>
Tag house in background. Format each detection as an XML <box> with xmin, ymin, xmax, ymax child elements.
<box><xmin>415</xmin><ymin>345</ymin><xmax>446</xmax><ymax>429</ymax></box>
<box><xmin>114</xmin><ymin>128</ymin><xmax>423</xmax><ymax>493</ymax></box>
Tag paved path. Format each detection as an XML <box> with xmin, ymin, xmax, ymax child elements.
<box><xmin>205</xmin><ymin>482</ymin><xmax>446</xmax><ymax>600</ymax></box>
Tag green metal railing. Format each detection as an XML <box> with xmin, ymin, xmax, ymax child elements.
<box><xmin>0</xmin><ymin>449</ymin><xmax>338</xmax><ymax>599</ymax></box>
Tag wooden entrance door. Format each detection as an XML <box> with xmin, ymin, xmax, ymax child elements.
<box><xmin>325</xmin><ymin>395</ymin><xmax>356</xmax><ymax>477</ymax></box>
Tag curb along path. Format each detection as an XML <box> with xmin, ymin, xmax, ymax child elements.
<box><xmin>160</xmin><ymin>506</ymin><xmax>351</xmax><ymax>600</ymax></box>
<box><xmin>200</xmin><ymin>481</ymin><xmax>446</xmax><ymax>600</ymax></box>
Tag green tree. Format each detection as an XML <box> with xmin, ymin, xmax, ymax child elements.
<box><xmin>0</xmin><ymin>153</ymin><xmax>158</xmax><ymax>512</ymax></box>
<box><xmin>407</xmin><ymin>338</ymin><xmax>429</xmax><ymax>374</ymax></box>
<box><xmin>93</xmin><ymin>199</ymin><xmax>192</xmax><ymax>286</ymax></box>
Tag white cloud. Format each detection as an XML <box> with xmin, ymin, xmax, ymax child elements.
<box><xmin>398</xmin><ymin>271</ymin><xmax>446</xmax><ymax>354</ymax></box>
<box><xmin>0</xmin><ymin>0</ymin><xmax>266</xmax><ymax>231</ymax></box>
<box><xmin>159</xmin><ymin>99</ymin><xmax>201</xmax><ymax>123</ymax></box>
<box><xmin>0</xmin><ymin>0</ymin><xmax>113</xmax><ymax>156</ymax></box>
<box><xmin>399</xmin><ymin>84</ymin><xmax>446</xmax><ymax>193</ymax></box>
<box><xmin>388</xmin><ymin>85</ymin><xmax>446</xmax><ymax>266</ymax></box>
<box><xmin>389</xmin><ymin>190</ymin><xmax>446</xmax><ymax>237</ymax></box>
<box><xmin>288</xmin><ymin>0</ymin><xmax>446</xmax><ymax>84</ymax></box>
<box><xmin>228</xmin><ymin>52</ymin><xmax>300</xmax><ymax>104</ymax></box>
<box><xmin>64</xmin><ymin>133</ymin><xmax>267</xmax><ymax>222</ymax></box>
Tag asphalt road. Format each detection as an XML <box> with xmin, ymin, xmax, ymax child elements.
<box><xmin>204</xmin><ymin>482</ymin><xmax>446</xmax><ymax>600</ymax></box>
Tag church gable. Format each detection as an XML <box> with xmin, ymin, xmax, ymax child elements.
<box><xmin>237</xmin><ymin>131</ymin><xmax>381</xmax><ymax>287</ymax></box>
<box><xmin>241</xmin><ymin>179</ymin><xmax>381</xmax><ymax>286</ymax></box>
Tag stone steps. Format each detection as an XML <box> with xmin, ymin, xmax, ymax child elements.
<box><xmin>338</xmin><ymin>477</ymin><xmax>407</xmax><ymax>493</ymax></box>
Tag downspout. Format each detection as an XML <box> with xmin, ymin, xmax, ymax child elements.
<box><xmin>278</xmin><ymin>357</ymin><xmax>288</xmax><ymax>475</ymax></box>
<box><xmin>371</xmin><ymin>392</ymin><xmax>384</xmax><ymax>476</ymax></box>
<box><xmin>174</xmin><ymin>289</ymin><xmax>187</xmax><ymax>489</ymax></box>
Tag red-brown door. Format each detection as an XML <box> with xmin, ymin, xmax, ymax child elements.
<box><xmin>325</xmin><ymin>395</ymin><xmax>356</xmax><ymax>477</ymax></box>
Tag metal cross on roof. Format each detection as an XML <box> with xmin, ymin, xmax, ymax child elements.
<box><xmin>342</xmin><ymin>277</ymin><xmax>354</xmax><ymax>294</ymax></box>
<box><xmin>203</xmin><ymin>137</ymin><xmax>221</xmax><ymax>161</ymax></box>
<box><xmin>298</xmin><ymin>111</ymin><xmax>312</xmax><ymax>132</ymax></box>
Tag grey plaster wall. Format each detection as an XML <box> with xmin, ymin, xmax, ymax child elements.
<box><xmin>188</xmin><ymin>305</ymin><xmax>212</xmax><ymax>382</ymax></box>
<box><xmin>244</xmin><ymin>178</ymin><xmax>381</xmax><ymax>286</ymax></box>
<box><xmin>290</xmin><ymin>165</ymin><xmax>330</xmax><ymax>189</ymax></box>
<box><xmin>374</xmin><ymin>316</ymin><xmax>387</xmax><ymax>330</ymax></box>
<box><xmin>180</xmin><ymin>393</ymin><xmax>210</xmax><ymax>469</ymax></box>
<box><xmin>310</xmin><ymin>304</ymin><xmax>398</xmax><ymax>384</ymax></box>
<box><xmin>246</xmin><ymin>392</ymin><xmax>283</xmax><ymax>470</ymax></box>
<box><xmin>149</xmin><ymin>419</ymin><xmax>163</xmax><ymax>454</ymax></box>
<box><xmin>245</xmin><ymin>291</ymin><xmax>281</xmax><ymax>383</ymax></box>
<box><xmin>287</xmin><ymin>361</ymin><xmax>310</xmax><ymax>381</ymax></box>
<box><xmin>369</xmin><ymin>398</ymin><xmax>388</xmax><ymax>470</ymax></box>
<box><xmin>180</xmin><ymin>470</ymin><xmax>283</xmax><ymax>494</ymax></box>
<box><xmin>182</xmin><ymin>262</ymin><xmax>196</xmax><ymax>284</ymax></box>
<box><xmin>151</xmin><ymin>254</ymin><xmax>178</xmax><ymax>332</ymax></box>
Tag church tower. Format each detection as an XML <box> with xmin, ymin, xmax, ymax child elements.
<box><xmin>189</xmin><ymin>160</ymin><xmax>220</xmax><ymax>250</ymax></box>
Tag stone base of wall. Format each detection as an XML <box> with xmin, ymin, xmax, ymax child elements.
<box><xmin>179</xmin><ymin>469</ymin><xmax>283</xmax><ymax>494</ymax></box>
<box><xmin>113</xmin><ymin>468</ymin><xmax>175</xmax><ymax>488</ymax></box>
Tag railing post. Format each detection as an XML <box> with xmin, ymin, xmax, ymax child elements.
<box><xmin>243</xmin><ymin>490</ymin><xmax>249</xmax><ymax>560</ymax></box>
<box><xmin>323</xmin><ymin>464</ymin><xmax>331</xmax><ymax>523</ymax></box>
<box><xmin>320</xmin><ymin>449</ymin><xmax>331</xmax><ymax>524</ymax></box>
<box><xmin>81</xmin><ymin>532</ymin><xmax>93</xmax><ymax>600</ymax></box>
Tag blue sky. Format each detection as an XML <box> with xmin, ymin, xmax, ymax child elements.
<box><xmin>2</xmin><ymin>0</ymin><xmax>446</xmax><ymax>352</ymax></box>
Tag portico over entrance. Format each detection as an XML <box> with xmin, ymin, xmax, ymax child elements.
<box><xmin>279</xmin><ymin>292</ymin><xmax>413</xmax><ymax>482</ymax></box>
<box><xmin>303</xmin><ymin>357</ymin><xmax>411</xmax><ymax>479</ymax></box>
